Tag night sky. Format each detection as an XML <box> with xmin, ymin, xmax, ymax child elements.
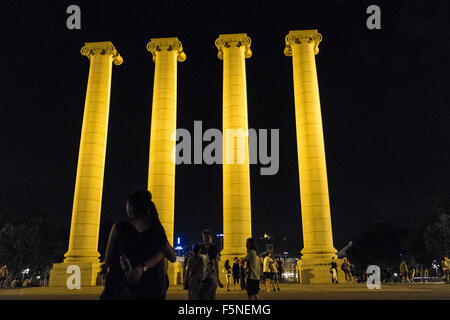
<box><xmin>0</xmin><ymin>1</ymin><xmax>449</xmax><ymax>254</ymax></box>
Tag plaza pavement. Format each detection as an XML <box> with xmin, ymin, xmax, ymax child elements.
<box><xmin>0</xmin><ymin>282</ymin><xmax>449</xmax><ymax>300</ymax></box>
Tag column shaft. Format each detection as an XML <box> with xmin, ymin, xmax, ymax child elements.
<box><xmin>285</xmin><ymin>30</ymin><xmax>336</xmax><ymax>282</ymax></box>
<box><xmin>217</xmin><ymin>34</ymin><xmax>252</xmax><ymax>257</ymax></box>
<box><xmin>65</xmin><ymin>45</ymin><xmax>122</xmax><ymax>262</ymax></box>
<box><xmin>50</xmin><ymin>42</ymin><xmax>122</xmax><ymax>287</ymax></box>
<box><xmin>147</xmin><ymin>38</ymin><xmax>185</xmax><ymax>246</ymax></box>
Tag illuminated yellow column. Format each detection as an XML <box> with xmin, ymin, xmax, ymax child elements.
<box><xmin>146</xmin><ymin>38</ymin><xmax>186</xmax><ymax>248</ymax></box>
<box><xmin>50</xmin><ymin>42</ymin><xmax>122</xmax><ymax>287</ymax></box>
<box><xmin>284</xmin><ymin>30</ymin><xmax>337</xmax><ymax>283</ymax></box>
<box><xmin>215</xmin><ymin>34</ymin><xmax>252</xmax><ymax>264</ymax></box>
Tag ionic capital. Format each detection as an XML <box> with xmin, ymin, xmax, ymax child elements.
<box><xmin>80</xmin><ymin>41</ymin><xmax>123</xmax><ymax>65</ymax></box>
<box><xmin>284</xmin><ymin>30</ymin><xmax>322</xmax><ymax>56</ymax></box>
<box><xmin>215</xmin><ymin>33</ymin><xmax>252</xmax><ymax>60</ymax></box>
<box><xmin>146</xmin><ymin>37</ymin><xmax>186</xmax><ymax>63</ymax></box>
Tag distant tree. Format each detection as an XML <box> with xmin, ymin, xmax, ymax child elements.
<box><xmin>347</xmin><ymin>222</ymin><xmax>410</xmax><ymax>271</ymax></box>
<box><xmin>404</xmin><ymin>224</ymin><xmax>434</xmax><ymax>266</ymax></box>
<box><xmin>0</xmin><ymin>208</ymin><xmax>68</xmax><ymax>278</ymax></box>
<box><xmin>424</xmin><ymin>213</ymin><xmax>450</xmax><ymax>259</ymax></box>
<box><xmin>0</xmin><ymin>222</ymin><xmax>41</xmax><ymax>277</ymax></box>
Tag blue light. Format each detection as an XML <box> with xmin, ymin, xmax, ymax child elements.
<box><xmin>177</xmin><ymin>237</ymin><xmax>181</xmax><ymax>245</ymax></box>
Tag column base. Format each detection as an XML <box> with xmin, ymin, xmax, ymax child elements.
<box><xmin>167</xmin><ymin>261</ymin><xmax>184</xmax><ymax>286</ymax></box>
<box><xmin>300</xmin><ymin>248</ymin><xmax>345</xmax><ymax>284</ymax></box>
<box><xmin>49</xmin><ymin>261</ymin><xmax>102</xmax><ymax>287</ymax></box>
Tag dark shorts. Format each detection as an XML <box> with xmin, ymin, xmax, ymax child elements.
<box><xmin>246</xmin><ymin>279</ymin><xmax>260</xmax><ymax>296</ymax></box>
<box><xmin>264</xmin><ymin>272</ymin><xmax>272</xmax><ymax>280</ymax></box>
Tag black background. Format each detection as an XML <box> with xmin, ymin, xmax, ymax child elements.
<box><xmin>0</xmin><ymin>0</ymin><xmax>449</xmax><ymax>253</ymax></box>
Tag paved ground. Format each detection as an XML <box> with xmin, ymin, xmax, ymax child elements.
<box><xmin>1</xmin><ymin>282</ymin><xmax>449</xmax><ymax>300</ymax></box>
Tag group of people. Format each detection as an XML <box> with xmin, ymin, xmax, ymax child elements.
<box><xmin>184</xmin><ymin>236</ymin><xmax>264</xmax><ymax>300</ymax></box>
<box><xmin>0</xmin><ymin>265</ymin><xmax>46</xmax><ymax>288</ymax></box>
<box><xmin>329</xmin><ymin>257</ymin><xmax>356</xmax><ymax>284</ymax></box>
<box><xmin>326</xmin><ymin>256</ymin><xmax>450</xmax><ymax>284</ymax></box>
<box><xmin>262</xmin><ymin>252</ymin><xmax>281</xmax><ymax>292</ymax></box>
<box><xmin>224</xmin><ymin>257</ymin><xmax>246</xmax><ymax>291</ymax></box>
<box><xmin>399</xmin><ymin>256</ymin><xmax>449</xmax><ymax>283</ymax></box>
<box><xmin>182</xmin><ymin>230</ymin><xmax>224</xmax><ymax>300</ymax></box>
<box><xmin>100</xmin><ymin>188</ymin><xmax>278</xmax><ymax>300</ymax></box>
<box><xmin>3</xmin><ymin>188</ymin><xmax>447</xmax><ymax>300</ymax></box>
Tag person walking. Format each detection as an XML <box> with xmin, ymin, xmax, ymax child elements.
<box><xmin>270</xmin><ymin>258</ymin><xmax>280</xmax><ymax>291</ymax></box>
<box><xmin>239</xmin><ymin>259</ymin><xmax>246</xmax><ymax>290</ymax></box>
<box><xmin>184</xmin><ymin>243</ymin><xmax>203</xmax><ymax>300</ymax></box>
<box><xmin>400</xmin><ymin>260</ymin><xmax>409</xmax><ymax>283</ymax></box>
<box><xmin>197</xmin><ymin>230</ymin><xmax>224</xmax><ymax>300</ymax></box>
<box><xmin>411</xmin><ymin>266</ymin><xmax>416</xmax><ymax>282</ymax></box>
<box><xmin>259</xmin><ymin>255</ymin><xmax>265</xmax><ymax>290</ymax></box>
<box><xmin>263</xmin><ymin>252</ymin><xmax>275</xmax><ymax>292</ymax></box>
<box><xmin>101</xmin><ymin>189</ymin><xmax>177</xmax><ymax>300</ymax></box>
<box><xmin>276</xmin><ymin>259</ymin><xmax>283</xmax><ymax>282</ymax></box>
<box><xmin>242</xmin><ymin>238</ymin><xmax>260</xmax><ymax>300</ymax></box>
<box><xmin>442</xmin><ymin>255</ymin><xmax>449</xmax><ymax>284</ymax></box>
<box><xmin>330</xmin><ymin>257</ymin><xmax>338</xmax><ymax>284</ymax></box>
<box><xmin>223</xmin><ymin>260</ymin><xmax>232</xmax><ymax>291</ymax></box>
<box><xmin>341</xmin><ymin>257</ymin><xmax>353</xmax><ymax>283</ymax></box>
<box><xmin>0</xmin><ymin>265</ymin><xmax>6</xmax><ymax>282</ymax></box>
<box><xmin>424</xmin><ymin>268</ymin><xmax>429</xmax><ymax>282</ymax></box>
<box><xmin>232</xmin><ymin>258</ymin><xmax>240</xmax><ymax>290</ymax></box>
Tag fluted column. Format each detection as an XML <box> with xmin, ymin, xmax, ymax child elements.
<box><xmin>216</xmin><ymin>34</ymin><xmax>252</xmax><ymax>259</ymax></box>
<box><xmin>50</xmin><ymin>41</ymin><xmax>122</xmax><ymax>287</ymax></box>
<box><xmin>284</xmin><ymin>30</ymin><xmax>337</xmax><ymax>283</ymax></box>
<box><xmin>146</xmin><ymin>38</ymin><xmax>186</xmax><ymax>247</ymax></box>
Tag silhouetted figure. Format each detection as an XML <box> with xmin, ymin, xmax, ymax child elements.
<box><xmin>270</xmin><ymin>257</ymin><xmax>280</xmax><ymax>291</ymax></box>
<box><xmin>276</xmin><ymin>259</ymin><xmax>283</xmax><ymax>282</ymax></box>
<box><xmin>400</xmin><ymin>260</ymin><xmax>410</xmax><ymax>283</ymax></box>
<box><xmin>223</xmin><ymin>260</ymin><xmax>232</xmax><ymax>291</ymax></box>
<box><xmin>330</xmin><ymin>257</ymin><xmax>338</xmax><ymax>284</ymax></box>
<box><xmin>243</xmin><ymin>238</ymin><xmax>260</xmax><ymax>300</ymax></box>
<box><xmin>341</xmin><ymin>257</ymin><xmax>354</xmax><ymax>283</ymax></box>
<box><xmin>442</xmin><ymin>256</ymin><xmax>449</xmax><ymax>283</ymax></box>
<box><xmin>239</xmin><ymin>260</ymin><xmax>246</xmax><ymax>290</ymax></box>
<box><xmin>197</xmin><ymin>230</ymin><xmax>223</xmax><ymax>300</ymax></box>
<box><xmin>184</xmin><ymin>243</ymin><xmax>203</xmax><ymax>300</ymax></box>
<box><xmin>101</xmin><ymin>189</ymin><xmax>176</xmax><ymax>300</ymax></box>
<box><xmin>232</xmin><ymin>257</ymin><xmax>240</xmax><ymax>290</ymax></box>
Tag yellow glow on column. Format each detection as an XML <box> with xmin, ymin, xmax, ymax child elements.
<box><xmin>50</xmin><ymin>41</ymin><xmax>122</xmax><ymax>287</ymax></box>
<box><xmin>216</xmin><ymin>34</ymin><xmax>252</xmax><ymax>258</ymax></box>
<box><xmin>285</xmin><ymin>30</ymin><xmax>337</xmax><ymax>283</ymax></box>
<box><xmin>147</xmin><ymin>38</ymin><xmax>186</xmax><ymax>246</ymax></box>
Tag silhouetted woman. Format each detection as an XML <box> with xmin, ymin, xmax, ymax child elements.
<box><xmin>102</xmin><ymin>189</ymin><xmax>176</xmax><ymax>300</ymax></box>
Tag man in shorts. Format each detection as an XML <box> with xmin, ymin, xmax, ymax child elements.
<box><xmin>243</xmin><ymin>238</ymin><xmax>260</xmax><ymax>300</ymax></box>
<box><xmin>263</xmin><ymin>252</ymin><xmax>274</xmax><ymax>292</ymax></box>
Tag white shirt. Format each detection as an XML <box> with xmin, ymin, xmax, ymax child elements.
<box><xmin>244</xmin><ymin>250</ymin><xmax>261</xmax><ymax>280</ymax></box>
<box><xmin>263</xmin><ymin>256</ymin><xmax>274</xmax><ymax>273</ymax></box>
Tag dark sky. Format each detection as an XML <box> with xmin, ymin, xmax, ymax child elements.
<box><xmin>0</xmin><ymin>0</ymin><xmax>449</xmax><ymax>254</ymax></box>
